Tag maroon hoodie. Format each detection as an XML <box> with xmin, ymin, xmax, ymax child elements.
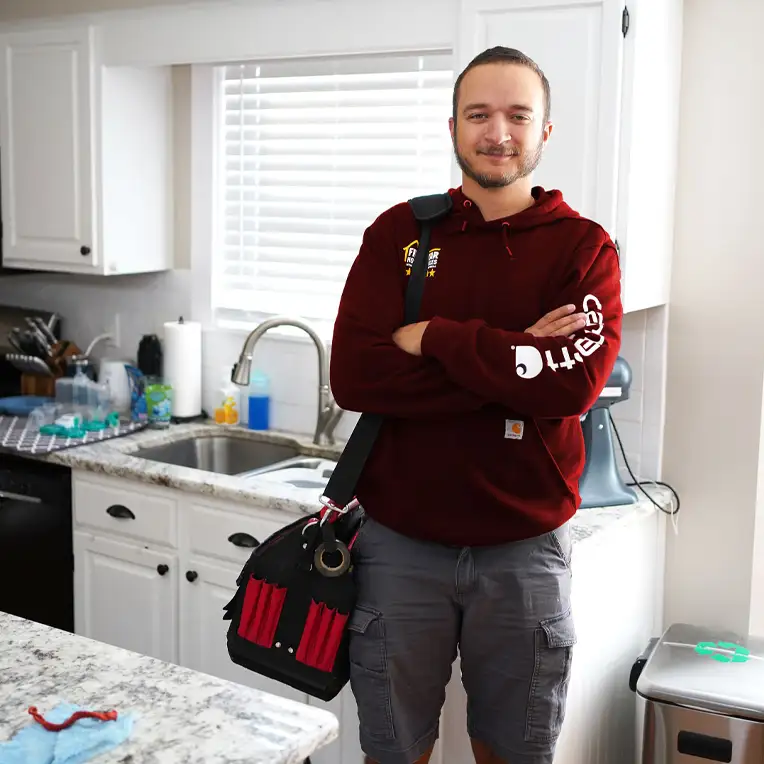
<box><xmin>330</xmin><ymin>186</ymin><xmax>623</xmax><ymax>546</ymax></box>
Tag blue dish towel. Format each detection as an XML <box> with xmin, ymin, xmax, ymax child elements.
<box><xmin>0</xmin><ymin>703</ymin><xmax>134</xmax><ymax>764</ymax></box>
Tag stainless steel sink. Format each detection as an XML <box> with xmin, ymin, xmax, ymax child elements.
<box><xmin>130</xmin><ymin>435</ymin><xmax>303</xmax><ymax>476</ymax></box>
<box><xmin>241</xmin><ymin>455</ymin><xmax>337</xmax><ymax>490</ymax></box>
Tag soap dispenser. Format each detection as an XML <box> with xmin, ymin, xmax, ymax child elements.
<box><xmin>247</xmin><ymin>370</ymin><xmax>271</xmax><ymax>430</ymax></box>
<box><xmin>214</xmin><ymin>366</ymin><xmax>241</xmax><ymax>426</ymax></box>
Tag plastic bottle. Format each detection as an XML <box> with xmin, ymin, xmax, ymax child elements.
<box><xmin>71</xmin><ymin>363</ymin><xmax>91</xmax><ymax>406</ymax></box>
<box><xmin>214</xmin><ymin>366</ymin><xmax>241</xmax><ymax>426</ymax></box>
<box><xmin>247</xmin><ymin>370</ymin><xmax>270</xmax><ymax>430</ymax></box>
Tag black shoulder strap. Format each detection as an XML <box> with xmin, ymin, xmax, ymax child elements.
<box><xmin>322</xmin><ymin>193</ymin><xmax>452</xmax><ymax>509</ymax></box>
<box><xmin>404</xmin><ymin>193</ymin><xmax>453</xmax><ymax>324</ymax></box>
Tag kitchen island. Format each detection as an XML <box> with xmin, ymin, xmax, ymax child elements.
<box><xmin>0</xmin><ymin>610</ymin><xmax>338</xmax><ymax>763</ymax></box>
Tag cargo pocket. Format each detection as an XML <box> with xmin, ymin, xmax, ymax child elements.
<box><xmin>348</xmin><ymin>605</ymin><xmax>395</xmax><ymax>741</ymax></box>
<box><xmin>525</xmin><ymin>609</ymin><xmax>576</xmax><ymax>743</ymax></box>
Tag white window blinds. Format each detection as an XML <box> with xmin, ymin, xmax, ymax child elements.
<box><xmin>213</xmin><ymin>52</ymin><xmax>454</xmax><ymax>330</ymax></box>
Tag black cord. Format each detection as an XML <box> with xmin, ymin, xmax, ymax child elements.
<box><xmin>605</xmin><ymin>407</ymin><xmax>680</xmax><ymax>516</ymax></box>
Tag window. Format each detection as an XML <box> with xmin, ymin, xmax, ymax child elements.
<box><xmin>212</xmin><ymin>51</ymin><xmax>454</xmax><ymax>334</ymax></box>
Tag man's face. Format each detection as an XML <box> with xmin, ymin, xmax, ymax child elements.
<box><xmin>449</xmin><ymin>63</ymin><xmax>552</xmax><ymax>189</ymax></box>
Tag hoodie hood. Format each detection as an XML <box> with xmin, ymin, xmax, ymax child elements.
<box><xmin>444</xmin><ymin>186</ymin><xmax>582</xmax><ymax>257</ymax></box>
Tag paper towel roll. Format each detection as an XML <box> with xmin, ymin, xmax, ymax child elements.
<box><xmin>162</xmin><ymin>317</ymin><xmax>202</xmax><ymax>418</ymax></box>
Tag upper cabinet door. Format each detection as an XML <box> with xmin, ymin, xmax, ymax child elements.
<box><xmin>0</xmin><ymin>26</ymin><xmax>96</xmax><ymax>269</ymax></box>
<box><xmin>456</xmin><ymin>0</ymin><xmax>625</xmax><ymax>238</ymax></box>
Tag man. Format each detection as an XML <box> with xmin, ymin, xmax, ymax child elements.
<box><xmin>329</xmin><ymin>46</ymin><xmax>623</xmax><ymax>764</ymax></box>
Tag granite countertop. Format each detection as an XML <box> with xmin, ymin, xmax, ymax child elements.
<box><xmin>0</xmin><ymin>610</ymin><xmax>338</xmax><ymax>764</ymax></box>
<box><xmin>44</xmin><ymin>421</ymin><xmax>343</xmax><ymax>516</ymax></box>
<box><xmin>568</xmin><ymin>483</ymin><xmax>674</xmax><ymax>545</ymax></box>
<box><xmin>17</xmin><ymin>419</ymin><xmax>674</xmax><ymax>543</ymax></box>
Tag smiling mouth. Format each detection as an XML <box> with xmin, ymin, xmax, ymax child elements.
<box><xmin>478</xmin><ymin>151</ymin><xmax>519</xmax><ymax>158</ymax></box>
<box><xmin>481</xmin><ymin>153</ymin><xmax>518</xmax><ymax>162</ymax></box>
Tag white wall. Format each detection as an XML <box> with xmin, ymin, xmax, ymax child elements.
<box><xmin>663</xmin><ymin>0</ymin><xmax>764</xmax><ymax>637</ymax></box>
<box><xmin>751</xmin><ymin>383</ymin><xmax>764</xmax><ymax>636</ymax></box>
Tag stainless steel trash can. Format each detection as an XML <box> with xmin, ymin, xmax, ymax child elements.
<box><xmin>630</xmin><ymin>623</ymin><xmax>764</xmax><ymax>763</ymax></box>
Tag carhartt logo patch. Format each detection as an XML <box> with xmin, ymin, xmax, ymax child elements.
<box><xmin>505</xmin><ymin>420</ymin><xmax>524</xmax><ymax>440</ymax></box>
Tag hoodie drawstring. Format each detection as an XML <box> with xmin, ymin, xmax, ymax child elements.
<box><xmin>501</xmin><ymin>222</ymin><xmax>513</xmax><ymax>257</ymax></box>
<box><xmin>461</xmin><ymin>199</ymin><xmax>471</xmax><ymax>232</ymax></box>
<box><xmin>457</xmin><ymin>196</ymin><xmax>514</xmax><ymax>257</ymax></box>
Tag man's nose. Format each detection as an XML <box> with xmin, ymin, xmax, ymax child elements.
<box><xmin>484</xmin><ymin>115</ymin><xmax>512</xmax><ymax>145</ymax></box>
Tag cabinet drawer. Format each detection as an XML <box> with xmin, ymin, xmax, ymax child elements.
<box><xmin>186</xmin><ymin>503</ymin><xmax>289</xmax><ymax>565</ymax></box>
<box><xmin>74</xmin><ymin>478</ymin><xmax>176</xmax><ymax>546</ymax></box>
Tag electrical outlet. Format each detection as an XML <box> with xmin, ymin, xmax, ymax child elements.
<box><xmin>106</xmin><ymin>314</ymin><xmax>121</xmax><ymax>349</ymax></box>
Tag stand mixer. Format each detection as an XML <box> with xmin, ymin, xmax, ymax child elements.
<box><xmin>578</xmin><ymin>355</ymin><xmax>638</xmax><ymax>509</ymax></box>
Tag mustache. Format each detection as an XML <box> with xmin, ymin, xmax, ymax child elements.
<box><xmin>476</xmin><ymin>146</ymin><xmax>520</xmax><ymax>157</ymax></box>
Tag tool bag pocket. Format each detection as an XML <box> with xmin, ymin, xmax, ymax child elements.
<box><xmin>223</xmin><ymin>508</ymin><xmax>363</xmax><ymax>702</ymax></box>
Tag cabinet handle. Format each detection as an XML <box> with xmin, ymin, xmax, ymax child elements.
<box><xmin>80</xmin><ymin>245</ymin><xmax>91</xmax><ymax>256</ymax></box>
<box><xmin>228</xmin><ymin>532</ymin><xmax>259</xmax><ymax>548</ymax></box>
<box><xmin>157</xmin><ymin>564</ymin><xmax>169</xmax><ymax>576</ymax></box>
<box><xmin>106</xmin><ymin>504</ymin><xmax>135</xmax><ymax>520</ymax></box>
<box><xmin>186</xmin><ymin>570</ymin><xmax>198</xmax><ymax>583</ymax></box>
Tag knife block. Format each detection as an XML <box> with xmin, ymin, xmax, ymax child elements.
<box><xmin>21</xmin><ymin>373</ymin><xmax>56</xmax><ymax>397</ymax></box>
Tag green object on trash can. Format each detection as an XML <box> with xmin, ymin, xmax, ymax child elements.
<box><xmin>694</xmin><ymin>640</ymin><xmax>750</xmax><ymax>663</ymax></box>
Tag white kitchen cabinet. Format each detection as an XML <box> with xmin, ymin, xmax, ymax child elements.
<box><xmin>73</xmin><ymin>531</ymin><xmax>177</xmax><ymax>664</ymax></box>
<box><xmin>177</xmin><ymin>498</ymin><xmax>310</xmax><ymax>703</ymax></box>
<box><xmin>0</xmin><ymin>24</ymin><xmax>172</xmax><ymax>275</ymax></box>
<box><xmin>72</xmin><ymin>471</ymin><xmax>311</xmax><ymax>694</ymax></box>
<box><xmin>178</xmin><ymin>556</ymin><xmax>307</xmax><ymax>704</ymax></box>
<box><xmin>457</xmin><ymin>0</ymin><xmax>682</xmax><ymax>313</ymax></box>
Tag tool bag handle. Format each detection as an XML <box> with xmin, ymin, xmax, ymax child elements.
<box><xmin>321</xmin><ymin>192</ymin><xmax>453</xmax><ymax>509</ymax></box>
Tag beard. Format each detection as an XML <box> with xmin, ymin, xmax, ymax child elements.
<box><xmin>452</xmin><ymin>127</ymin><xmax>544</xmax><ymax>189</ymax></box>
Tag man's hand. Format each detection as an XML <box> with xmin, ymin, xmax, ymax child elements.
<box><xmin>392</xmin><ymin>321</ymin><xmax>430</xmax><ymax>356</ymax></box>
<box><xmin>526</xmin><ymin>305</ymin><xmax>586</xmax><ymax>338</ymax></box>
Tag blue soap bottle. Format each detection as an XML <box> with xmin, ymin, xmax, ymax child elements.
<box><xmin>247</xmin><ymin>370</ymin><xmax>270</xmax><ymax>430</ymax></box>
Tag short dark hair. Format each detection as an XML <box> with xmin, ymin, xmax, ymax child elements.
<box><xmin>452</xmin><ymin>46</ymin><xmax>551</xmax><ymax>125</ymax></box>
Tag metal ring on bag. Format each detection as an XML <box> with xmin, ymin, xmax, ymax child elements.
<box><xmin>314</xmin><ymin>541</ymin><xmax>351</xmax><ymax>578</ymax></box>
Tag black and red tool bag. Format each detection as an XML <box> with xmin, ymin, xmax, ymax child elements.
<box><xmin>223</xmin><ymin>192</ymin><xmax>453</xmax><ymax>702</ymax></box>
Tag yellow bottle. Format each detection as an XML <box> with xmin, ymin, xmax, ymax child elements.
<box><xmin>214</xmin><ymin>367</ymin><xmax>241</xmax><ymax>426</ymax></box>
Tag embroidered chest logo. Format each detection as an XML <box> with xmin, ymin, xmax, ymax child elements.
<box><xmin>403</xmin><ymin>239</ymin><xmax>441</xmax><ymax>278</ymax></box>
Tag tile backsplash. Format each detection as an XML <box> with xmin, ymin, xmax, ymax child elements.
<box><xmin>611</xmin><ymin>306</ymin><xmax>668</xmax><ymax>482</ymax></box>
<box><xmin>0</xmin><ymin>270</ymin><xmax>191</xmax><ymax>362</ymax></box>
<box><xmin>0</xmin><ymin>271</ymin><xmax>664</xmax><ymax>480</ymax></box>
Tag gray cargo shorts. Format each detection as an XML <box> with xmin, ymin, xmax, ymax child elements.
<box><xmin>348</xmin><ymin>516</ymin><xmax>575</xmax><ymax>764</ymax></box>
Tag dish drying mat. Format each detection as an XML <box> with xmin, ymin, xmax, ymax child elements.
<box><xmin>0</xmin><ymin>415</ymin><xmax>148</xmax><ymax>454</ymax></box>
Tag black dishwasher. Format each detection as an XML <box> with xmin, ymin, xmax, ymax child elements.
<box><xmin>0</xmin><ymin>452</ymin><xmax>73</xmax><ymax>632</ymax></box>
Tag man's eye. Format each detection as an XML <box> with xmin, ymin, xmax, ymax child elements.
<box><xmin>468</xmin><ymin>113</ymin><xmax>487</xmax><ymax>120</ymax></box>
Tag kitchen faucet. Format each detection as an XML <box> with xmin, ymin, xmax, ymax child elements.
<box><xmin>231</xmin><ymin>316</ymin><xmax>344</xmax><ymax>446</ymax></box>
